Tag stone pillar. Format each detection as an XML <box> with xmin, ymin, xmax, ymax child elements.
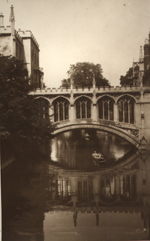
<box><xmin>114</xmin><ymin>103</ymin><xmax>118</xmax><ymax>122</ymax></box>
<box><xmin>69</xmin><ymin>105</ymin><xmax>75</xmax><ymax>121</ymax></box>
<box><xmin>9</xmin><ymin>5</ymin><xmax>15</xmax><ymax>35</ymax></box>
<box><xmin>92</xmin><ymin>104</ymin><xmax>97</xmax><ymax>121</ymax></box>
<box><xmin>69</xmin><ymin>86</ymin><xmax>75</xmax><ymax>121</ymax></box>
<box><xmin>49</xmin><ymin>105</ymin><xmax>54</xmax><ymax>122</ymax></box>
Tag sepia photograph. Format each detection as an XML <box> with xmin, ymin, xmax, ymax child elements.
<box><xmin>1</xmin><ymin>0</ymin><xmax>150</xmax><ymax>240</ymax></box>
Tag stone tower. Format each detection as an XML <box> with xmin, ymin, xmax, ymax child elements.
<box><xmin>0</xmin><ymin>6</ymin><xmax>44</xmax><ymax>89</ymax></box>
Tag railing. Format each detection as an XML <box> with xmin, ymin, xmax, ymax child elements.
<box><xmin>30</xmin><ymin>86</ymin><xmax>141</xmax><ymax>95</ymax></box>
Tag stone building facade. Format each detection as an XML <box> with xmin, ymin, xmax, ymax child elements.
<box><xmin>0</xmin><ymin>5</ymin><xmax>44</xmax><ymax>89</ymax></box>
<box><xmin>132</xmin><ymin>33</ymin><xmax>150</xmax><ymax>87</ymax></box>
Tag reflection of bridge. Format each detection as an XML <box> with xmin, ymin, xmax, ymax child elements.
<box><xmin>45</xmin><ymin>150</ymin><xmax>150</xmax><ymax>238</ymax></box>
<box><xmin>30</xmin><ymin>85</ymin><xmax>150</xmax><ymax>149</ymax></box>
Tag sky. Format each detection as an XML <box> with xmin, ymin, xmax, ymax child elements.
<box><xmin>1</xmin><ymin>0</ymin><xmax>150</xmax><ymax>88</ymax></box>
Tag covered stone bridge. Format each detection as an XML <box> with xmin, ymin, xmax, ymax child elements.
<box><xmin>30</xmin><ymin>85</ymin><xmax>150</xmax><ymax>149</ymax></box>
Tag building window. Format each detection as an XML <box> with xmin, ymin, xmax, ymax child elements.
<box><xmin>118</xmin><ymin>96</ymin><xmax>134</xmax><ymax>123</ymax></box>
<box><xmin>98</xmin><ymin>97</ymin><xmax>114</xmax><ymax>120</ymax></box>
<box><xmin>53</xmin><ymin>98</ymin><xmax>69</xmax><ymax>122</ymax></box>
<box><xmin>75</xmin><ymin>97</ymin><xmax>91</xmax><ymax>119</ymax></box>
<box><xmin>35</xmin><ymin>98</ymin><xmax>49</xmax><ymax>119</ymax></box>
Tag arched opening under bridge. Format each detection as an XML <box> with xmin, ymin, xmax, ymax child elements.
<box><xmin>52</xmin><ymin>123</ymin><xmax>140</xmax><ymax>147</ymax></box>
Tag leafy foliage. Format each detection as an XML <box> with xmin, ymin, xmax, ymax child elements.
<box><xmin>0</xmin><ymin>55</ymin><xmax>54</xmax><ymax>146</ymax></box>
<box><xmin>120</xmin><ymin>65</ymin><xmax>139</xmax><ymax>86</ymax></box>
<box><xmin>61</xmin><ymin>62</ymin><xmax>109</xmax><ymax>88</ymax></box>
<box><xmin>61</xmin><ymin>78</ymin><xmax>71</xmax><ymax>88</ymax></box>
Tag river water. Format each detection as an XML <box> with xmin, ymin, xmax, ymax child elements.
<box><xmin>2</xmin><ymin>130</ymin><xmax>150</xmax><ymax>241</ymax></box>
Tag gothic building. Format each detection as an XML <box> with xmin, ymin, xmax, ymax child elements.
<box><xmin>0</xmin><ymin>5</ymin><xmax>44</xmax><ymax>89</ymax></box>
<box><xmin>130</xmin><ymin>32</ymin><xmax>150</xmax><ymax>87</ymax></box>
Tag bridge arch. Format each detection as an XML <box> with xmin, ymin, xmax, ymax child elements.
<box><xmin>53</xmin><ymin>122</ymin><xmax>140</xmax><ymax>147</ymax></box>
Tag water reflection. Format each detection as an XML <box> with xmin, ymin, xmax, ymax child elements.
<box><xmin>50</xmin><ymin>130</ymin><xmax>134</xmax><ymax>170</ymax></box>
<box><xmin>44</xmin><ymin>151</ymin><xmax>150</xmax><ymax>241</ymax></box>
<box><xmin>2</xmin><ymin>132</ymin><xmax>150</xmax><ymax>241</ymax></box>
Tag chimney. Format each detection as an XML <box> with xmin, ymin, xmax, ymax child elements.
<box><xmin>0</xmin><ymin>13</ymin><xmax>4</xmax><ymax>27</ymax></box>
<box><xmin>9</xmin><ymin>5</ymin><xmax>15</xmax><ymax>35</ymax></box>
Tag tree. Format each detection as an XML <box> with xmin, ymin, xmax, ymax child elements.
<box><xmin>120</xmin><ymin>65</ymin><xmax>139</xmax><ymax>86</ymax></box>
<box><xmin>61</xmin><ymin>62</ymin><xmax>109</xmax><ymax>88</ymax></box>
<box><xmin>0</xmin><ymin>55</ymin><xmax>54</xmax><ymax>148</ymax></box>
<box><xmin>61</xmin><ymin>78</ymin><xmax>71</xmax><ymax>88</ymax></box>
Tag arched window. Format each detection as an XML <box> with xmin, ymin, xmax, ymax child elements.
<box><xmin>64</xmin><ymin>102</ymin><xmax>69</xmax><ymax>120</ymax></box>
<box><xmin>109</xmin><ymin>101</ymin><xmax>114</xmax><ymax>121</ymax></box>
<box><xmin>75</xmin><ymin>97</ymin><xmax>91</xmax><ymax>119</ymax></box>
<box><xmin>118</xmin><ymin>96</ymin><xmax>135</xmax><ymax>123</ymax></box>
<box><xmin>129</xmin><ymin>99</ymin><xmax>134</xmax><ymax>124</ymax></box>
<box><xmin>98</xmin><ymin>97</ymin><xmax>114</xmax><ymax>121</ymax></box>
<box><xmin>54</xmin><ymin>102</ymin><xmax>59</xmax><ymax>122</ymax></box>
<box><xmin>53</xmin><ymin>98</ymin><xmax>69</xmax><ymax>122</ymax></box>
<box><xmin>87</xmin><ymin>101</ymin><xmax>91</xmax><ymax>118</ymax></box>
<box><xmin>124</xmin><ymin>101</ymin><xmax>128</xmax><ymax>123</ymax></box>
<box><xmin>82</xmin><ymin>102</ymin><xmax>86</xmax><ymax>118</ymax></box>
<box><xmin>59</xmin><ymin>102</ymin><xmax>63</xmax><ymax>121</ymax></box>
<box><xmin>104</xmin><ymin>102</ymin><xmax>108</xmax><ymax>120</ymax></box>
<box><xmin>99</xmin><ymin>101</ymin><xmax>103</xmax><ymax>119</ymax></box>
<box><xmin>118</xmin><ymin>101</ymin><xmax>123</xmax><ymax>122</ymax></box>
<box><xmin>76</xmin><ymin>102</ymin><xmax>80</xmax><ymax>119</ymax></box>
<box><xmin>35</xmin><ymin>98</ymin><xmax>49</xmax><ymax>119</ymax></box>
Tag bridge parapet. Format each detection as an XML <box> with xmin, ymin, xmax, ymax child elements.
<box><xmin>30</xmin><ymin>86</ymin><xmax>141</xmax><ymax>95</ymax></box>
